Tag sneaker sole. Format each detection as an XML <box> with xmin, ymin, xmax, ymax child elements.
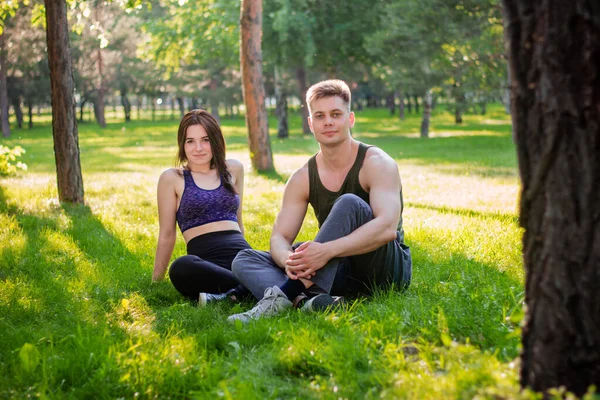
<box><xmin>307</xmin><ymin>294</ymin><xmax>339</xmax><ymax>311</ymax></box>
<box><xmin>198</xmin><ymin>293</ymin><xmax>208</xmax><ymax>307</ymax></box>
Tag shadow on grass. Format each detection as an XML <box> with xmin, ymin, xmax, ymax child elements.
<box><xmin>254</xmin><ymin>168</ymin><xmax>288</xmax><ymax>184</ymax></box>
<box><xmin>399</xmin><ymin>237</ymin><xmax>523</xmax><ymax>360</ymax></box>
<box><xmin>407</xmin><ymin>202</ymin><xmax>520</xmax><ymax>225</ymax></box>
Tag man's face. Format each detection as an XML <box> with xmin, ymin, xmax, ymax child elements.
<box><xmin>308</xmin><ymin>96</ymin><xmax>355</xmax><ymax>146</ymax></box>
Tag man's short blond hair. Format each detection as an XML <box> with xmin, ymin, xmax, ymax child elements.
<box><xmin>306</xmin><ymin>79</ymin><xmax>351</xmax><ymax>113</ymax></box>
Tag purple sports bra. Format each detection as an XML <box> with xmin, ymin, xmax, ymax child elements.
<box><xmin>176</xmin><ymin>169</ymin><xmax>239</xmax><ymax>233</ymax></box>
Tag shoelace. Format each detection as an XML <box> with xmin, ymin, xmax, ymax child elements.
<box><xmin>245</xmin><ymin>289</ymin><xmax>280</xmax><ymax>318</ymax></box>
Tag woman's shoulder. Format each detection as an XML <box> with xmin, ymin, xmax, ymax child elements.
<box><xmin>225</xmin><ymin>159</ymin><xmax>244</xmax><ymax>174</ymax></box>
<box><xmin>158</xmin><ymin>167</ymin><xmax>184</xmax><ymax>183</ymax></box>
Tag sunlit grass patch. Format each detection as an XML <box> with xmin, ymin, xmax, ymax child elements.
<box><xmin>0</xmin><ymin>104</ymin><xmax>528</xmax><ymax>398</ymax></box>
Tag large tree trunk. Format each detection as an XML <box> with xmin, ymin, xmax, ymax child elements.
<box><xmin>240</xmin><ymin>0</ymin><xmax>273</xmax><ymax>171</ymax></box>
<box><xmin>44</xmin><ymin>0</ymin><xmax>84</xmax><ymax>204</ymax></box>
<box><xmin>420</xmin><ymin>89</ymin><xmax>432</xmax><ymax>138</ymax></box>
<box><xmin>274</xmin><ymin>65</ymin><xmax>288</xmax><ymax>139</ymax></box>
<box><xmin>0</xmin><ymin>31</ymin><xmax>10</xmax><ymax>138</ymax></box>
<box><xmin>503</xmin><ymin>0</ymin><xmax>600</xmax><ymax>397</ymax></box>
<box><xmin>296</xmin><ymin>67</ymin><xmax>311</xmax><ymax>134</ymax></box>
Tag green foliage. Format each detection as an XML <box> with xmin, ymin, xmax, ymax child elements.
<box><xmin>0</xmin><ymin>105</ymin><xmax>535</xmax><ymax>398</ymax></box>
<box><xmin>0</xmin><ymin>145</ymin><xmax>27</xmax><ymax>176</ymax></box>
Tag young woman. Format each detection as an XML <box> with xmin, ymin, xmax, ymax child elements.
<box><xmin>152</xmin><ymin>109</ymin><xmax>251</xmax><ymax>305</ymax></box>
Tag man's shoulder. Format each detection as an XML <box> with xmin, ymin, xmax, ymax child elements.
<box><xmin>363</xmin><ymin>144</ymin><xmax>396</xmax><ymax>168</ymax></box>
<box><xmin>290</xmin><ymin>162</ymin><xmax>310</xmax><ymax>181</ymax></box>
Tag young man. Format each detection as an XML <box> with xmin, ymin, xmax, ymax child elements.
<box><xmin>228</xmin><ymin>79</ymin><xmax>412</xmax><ymax>323</ymax></box>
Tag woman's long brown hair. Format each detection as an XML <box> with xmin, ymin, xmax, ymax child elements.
<box><xmin>176</xmin><ymin>109</ymin><xmax>235</xmax><ymax>193</ymax></box>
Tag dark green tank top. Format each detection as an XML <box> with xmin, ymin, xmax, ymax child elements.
<box><xmin>308</xmin><ymin>142</ymin><xmax>405</xmax><ymax>243</ymax></box>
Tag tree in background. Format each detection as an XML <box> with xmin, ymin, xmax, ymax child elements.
<box><xmin>240</xmin><ymin>0</ymin><xmax>273</xmax><ymax>171</ymax></box>
<box><xmin>4</xmin><ymin>5</ymin><xmax>50</xmax><ymax>129</ymax></box>
<box><xmin>44</xmin><ymin>0</ymin><xmax>84</xmax><ymax>203</ymax></box>
<box><xmin>139</xmin><ymin>0</ymin><xmax>241</xmax><ymax>122</ymax></box>
<box><xmin>503</xmin><ymin>0</ymin><xmax>599</xmax><ymax>396</ymax></box>
<box><xmin>0</xmin><ymin>29</ymin><xmax>10</xmax><ymax>137</ymax></box>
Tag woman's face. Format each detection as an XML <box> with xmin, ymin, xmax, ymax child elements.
<box><xmin>184</xmin><ymin>124</ymin><xmax>212</xmax><ymax>168</ymax></box>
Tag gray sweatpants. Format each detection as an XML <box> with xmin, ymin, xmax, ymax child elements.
<box><xmin>231</xmin><ymin>194</ymin><xmax>412</xmax><ymax>300</ymax></box>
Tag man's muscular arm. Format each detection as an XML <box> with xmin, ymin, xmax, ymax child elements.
<box><xmin>269</xmin><ymin>166</ymin><xmax>310</xmax><ymax>272</ymax></box>
<box><xmin>286</xmin><ymin>149</ymin><xmax>402</xmax><ymax>279</ymax></box>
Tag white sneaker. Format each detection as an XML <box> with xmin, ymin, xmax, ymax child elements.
<box><xmin>227</xmin><ymin>286</ymin><xmax>292</xmax><ymax>323</ymax></box>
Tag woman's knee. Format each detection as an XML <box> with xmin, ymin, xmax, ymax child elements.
<box><xmin>169</xmin><ymin>255</ymin><xmax>200</xmax><ymax>279</ymax></box>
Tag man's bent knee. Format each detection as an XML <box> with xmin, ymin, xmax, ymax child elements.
<box><xmin>231</xmin><ymin>248</ymin><xmax>258</xmax><ymax>278</ymax></box>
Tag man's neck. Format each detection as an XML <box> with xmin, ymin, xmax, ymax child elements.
<box><xmin>318</xmin><ymin>138</ymin><xmax>358</xmax><ymax>170</ymax></box>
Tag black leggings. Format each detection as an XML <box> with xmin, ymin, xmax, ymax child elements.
<box><xmin>169</xmin><ymin>230</ymin><xmax>252</xmax><ymax>300</ymax></box>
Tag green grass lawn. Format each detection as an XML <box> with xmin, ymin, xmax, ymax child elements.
<box><xmin>0</xmin><ymin>104</ymin><xmax>529</xmax><ymax>399</ymax></box>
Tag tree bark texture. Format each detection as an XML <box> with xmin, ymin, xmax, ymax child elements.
<box><xmin>503</xmin><ymin>0</ymin><xmax>600</xmax><ymax>396</ymax></box>
<box><xmin>296</xmin><ymin>67</ymin><xmax>311</xmax><ymax>134</ymax></box>
<box><xmin>0</xmin><ymin>31</ymin><xmax>11</xmax><ymax>138</ymax></box>
<box><xmin>240</xmin><ymin>0</ymin><xmax>273</xmax><ymax>171</ymax></box>
<box><xmin>44</xmin><ymin>0</ymin><xmax>84</xmax><ymax>204</ymax></box>
<box><xmin>420</xmin><ymin>90</ymin><xmax>432</xmax><ymax>138</ymax></box>
<box><xmin>274</xmin><ymin>66</ymin><xmax>288</xmax><ymax>139</ymax></box>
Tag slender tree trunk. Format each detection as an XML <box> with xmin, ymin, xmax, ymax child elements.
<box><xmin>406</xmin><ymin>94</ymin><xmax>413</xmax><ymax>114</ymax></box>
<box><xmin>0</xmin><ymin>31</ymin><xmax>10</xmax><ymax>138</ymax></box>
<box><xmin>455</xmin><ymin>107</ymin><xmax>463</xmax><ymax>123</ymax></box>
<box><xmin>11</xmin><ymin>97</ymin><xmax>23</xmax><ymax>129</ymax></box>
<box><xmin>209</xmin><ymin>78</ymin><xmax>220</xmax><ymax>123</ymax></box>
<box><xmin>27</xmin><ymin>100</ymin><xmax>33</xmax><ymax>129</ymax></box>
<box><xmin>79</xmin><ymin>99</ymin><xmax>86</xmax><ymax>122</ymax></box>
<box><xmin>95</xmin><ymin>48</ymin><xmax>106</xmax><ymax>127</ymax></box>
<box><xmin>503</xmin><ymin>0</ymin><xmax>600</xmax><ymax>397</ymax></box>
<box><xmin>413</xmin><ymin>95</ymin><xmax>419</xmax><ymax>114</ymax></box>
<box><xmin>151</xmin><ymin>97</ymin><xmax>156</xmax><ymax>121</ymax></box>
<box><xmin>387</xmin><ymin>92</ymin><xmax>395</xmax><ymax>115</ymax></box>
<box><xmin>502</xmin><ymin>60</ymin><xmax>512</xmax><ymax>114</ymax></box>
<box><xmin>44</xmin><ymin>0</ymin><xmax>84</xmax><ymax>204</ymax></box>
<box><xmin>120</xmin><ymin>90</ymin><xmax>131</xmax><ymax>122</ymax></box>
<box><xmin>177</xmin><ymin>97</ymin><xmax>185</xmax><ymax>117</ymax></box>
<box><xmin>136</xmin><ymin>96</ymin><xmax>141</xmax><ymax>119</ymax></box>
<box><xmin>420</xmin><ymin>90</ymin><xmax>432</xmax><ymax>138</ymax></box>
<box><xmin>274</xmin><ymin>65</ymin><xmax>288</xmax><ymax>139</ymax></box>
<box><xmin>240</xmin><ymin>0</ymin><xmax>273</xmax><ymax>171</ymax></box>
<box><xmin>170</xmin><ymin>96</ymin><xmax>175</xmax><ymax>120</ymax></box>
<box><xmin>296</xmin><ymin>67</ymin><xmax>311</xmax><ymax>134</ymax></box>
<box><xmin>397</xmin><ymin>88</ymin><xmax>405</xmax><ymax>120</ymax></box>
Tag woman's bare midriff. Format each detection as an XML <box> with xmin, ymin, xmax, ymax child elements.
<box><xmin>182</xmin><ymin>220</ymin><xmax>241</xmax><ymax>243</ymax></box>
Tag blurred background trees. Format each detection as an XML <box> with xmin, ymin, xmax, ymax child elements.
<box><xmin>0</xmin><ymin>0</ymin><xmax>507</xmax><ymax>136</ymax></box>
